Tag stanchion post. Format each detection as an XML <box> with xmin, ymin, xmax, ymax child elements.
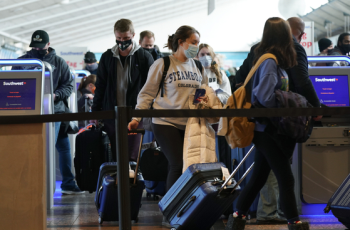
<box><xmin>115</xmin><ymin>106</ymin><xmax>132</xmax><ymax>230</ymax></box>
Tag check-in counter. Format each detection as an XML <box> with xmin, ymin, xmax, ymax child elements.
<box><xmin>0</xmin><ymin>59</ymin><xmax>47</xmax><ymax>230</ymax></box>
<box><xmin>298</xmin><ymin>56</ymin><xmax>350</xmax><ymax>204</ymax></box>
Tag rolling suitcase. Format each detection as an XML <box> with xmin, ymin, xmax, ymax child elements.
<box><xmin>74</xmin><ymin>125</ymin><xmax>111</xmax><ymax>193</ymax></box>
<box><xmin>159</xmin><ymin>146</ymin><xmax>255</xmax><ymax>230</ymax></box>
<box><xmin>145</xmin><ymin>181</ymin><xmax>166</xmax><ymax>200</ymax></box>
<box><xmin>324</xmin><ymin>173</ymin><xmax>350</xmax><ymax>229</ymax></box>
<box><xmin>95</xmin><ymin>129</ymin><xmax>146</xmax><ymax>224</ymax></box>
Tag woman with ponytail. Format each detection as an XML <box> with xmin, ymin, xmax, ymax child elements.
<box><xmin>128</xmin><ymin>25</ymin><xmax>208</xmax><ymax>228</ymax></box>
<box><xmin>197</xmin><ymin>44</ymin><xmax>231</xmax><ymax>104</ymax></box>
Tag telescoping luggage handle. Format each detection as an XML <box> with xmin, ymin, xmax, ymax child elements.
<box><xmin>128</xmin><ymin>129</ymin><xmax>145</xmax><ymax>185</ymax></box>
<box><xmin>219</xmin><ymin>145</ymin><xmax>255</xmax><ymax>194</ymax></box>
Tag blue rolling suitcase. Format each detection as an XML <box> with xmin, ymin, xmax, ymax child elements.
<box><xmin>159</xmin><ymin>146</ymin><xmax>255</xmax><ymax>230</ymax></box>
<box><xmin>94</xmin><ymin>130</ymin><xmax>145</xmax><ymax>224</ymax></box>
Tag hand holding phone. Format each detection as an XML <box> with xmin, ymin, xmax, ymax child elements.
<box><xmin>193</xmin><ymin>89</ymin><xmax>206</xmax><ymax>104</ymax></box>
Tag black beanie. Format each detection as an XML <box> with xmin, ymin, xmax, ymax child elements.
<box><xmin>318</xmin><ymin>38</ymin><xmax>332</xmax><ymax>52</ymax></box>
<box><xmin>84</xmin><ymin>51</ymin><xmax>96</xmax><ymax>63</ymax></box>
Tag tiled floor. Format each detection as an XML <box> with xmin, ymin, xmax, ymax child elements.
<box><xmin>48</xmin><ymin>182</ymin><xmax>348</xmax><ymax>230</ymax></box>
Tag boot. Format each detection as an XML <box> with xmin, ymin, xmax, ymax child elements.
<box><xmin>288</xmin><ymin>222</ymin><xmax>310</xmax><ymax>230</ymax></box>
<box><xmin>225</xmin><ymin>214</ymin><xmax>246</xmax><ymax>230</ymax></box>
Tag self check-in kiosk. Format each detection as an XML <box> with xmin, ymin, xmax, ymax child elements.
<box><xmin>0</xmin><ymin>59</ymin><xmax>47</xmax><ymax>229</ymax></box>
<box><xmin>300</xmin><ymin>56</ymin><xmax>350</xmax><ymax>204</ymax></box>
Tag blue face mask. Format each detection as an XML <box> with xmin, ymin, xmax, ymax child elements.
<box><xmin>184</xmin><ymin>44</ymin><xmax>199</xmax><ymax>59</ymax></box>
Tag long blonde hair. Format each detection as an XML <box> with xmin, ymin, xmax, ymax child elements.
<box><xmin>198</xmin><ymin>43</ymin><xmax>222</xmax><ymax>84</ymax></box>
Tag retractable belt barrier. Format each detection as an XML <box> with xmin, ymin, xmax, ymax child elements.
<box><xmin>0</xmin><ymin>107</ymin><xmax>349</xmax><ymax>124</ymax></box>
<box><xmin>1</xmin><ymin>106</ymin><xmax>349</xmax><ymax>230</ymax></box>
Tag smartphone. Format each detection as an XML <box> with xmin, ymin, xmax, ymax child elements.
<box><xmin>193</xmin><ymin>89</ymin><xmax>206</xmax><ymax>104</ymax></box>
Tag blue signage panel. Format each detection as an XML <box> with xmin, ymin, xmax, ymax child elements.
<box><xmin>0</xmin><ymin>79</ymin><xmax>36</xmax><ymax>110</ymax></box>
<box><xmin>310</xmin><ymin>75</ymin><xmax>349</xmax><ymax>107</ymax></box>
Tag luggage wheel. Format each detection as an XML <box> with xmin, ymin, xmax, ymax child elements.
<box><xmin>153</xmin><ymin>194</ymin><xmax>159</xmax><ymax>201</ymax></box>
<box><xmin>98</xmin><ymin>217</ymin><xmax>103</xmax><ymax>224</ymax></box>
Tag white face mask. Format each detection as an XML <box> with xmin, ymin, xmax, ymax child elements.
<box><xmin>199</xmin><ymin>55</ymin><xmax>212</xmax><ymax>68</ymax></box>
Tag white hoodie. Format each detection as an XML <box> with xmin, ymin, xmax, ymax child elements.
<box><xmin>135</xmin><ymin>55</ymin><xmax>208</xmax><ymax>129</ymax></box>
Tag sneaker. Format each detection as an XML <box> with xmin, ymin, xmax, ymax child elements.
<box><xmin>61</xmin><ymin>187</ymin><xmax>85</xmax><ymax>195</ymax></box>
<box><xmin>225</xmin><ymin>214</ymin><xmax>246</xmax><ymax>230</ymax></box>
<box><xmin>162</xmin><ymin>216</ymin><xmax>172</xmax><ymax>229</ymax></box>
<box><xmin>287</xmin><ymin>221</ymin><xmax>310</xmax><ymax>230</ymax></box>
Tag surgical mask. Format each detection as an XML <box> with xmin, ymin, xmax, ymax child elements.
<box><xmin>340</xmin><ymin>44</ymin><xmax>350</xmax><ymax>54</ymax></box>
<box><xmin>184</xmin><ymin>43</ymin><xmax>199</xmax><ymax>59</ymax></box>
<box><xmin>86</xmin><ymin>63</ymin><xmax>98</xmax><ymax>72</ymax></box>
<box><xmin>116</xmin><ymin>39</ymin><xmax>132</xmax><ymax>51</ymax></box>
<box><xmin>31</xmin><ymin>49</ymin><xmax>47</xmax><ymax>59</ymax></box>
<box><xmin>199</xmin><ymin>55</ymin><xmax>212</xmax><ymax>68</ymax></box>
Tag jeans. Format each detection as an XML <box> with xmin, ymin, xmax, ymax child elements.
<box><xmin>257</xmin><ymin>171</ymin><xmax>286</xmax><ymax>220</ymax></box>
<box><xmin>55</xmin><ymin>122</ymin><xmax>76</xmax><ymax>190</ymax></box>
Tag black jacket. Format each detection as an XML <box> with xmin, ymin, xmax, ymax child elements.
<box><xmin>13</xmin><ymin>47</ymin><xmax>73</xmax><ymax>114</ymax></box>
<box><xmin>92</xmin><ymin>48</ymin><xmax>154</xmax><ymax>115</ymax></box>
<box><xmin>235</xmin><ymin>38</ymin><xmax>321</xmax><ymax>108</ymax></box>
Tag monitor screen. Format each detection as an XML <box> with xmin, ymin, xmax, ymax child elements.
<box><xmin>309</xmin><ymin>75</ymin><xmax>350</xmax><ymax>107</ymax></box>
<box><xmin>0</xmin><ymin>79</ymin><xmax>36</xmax><ymax>110</ymax></box>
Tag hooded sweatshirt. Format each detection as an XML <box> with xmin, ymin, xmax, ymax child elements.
<box><xmin>92</xmin><ymin>40</ymin><xmax>154</xmax><ymax>118</ymax></box>
<box><xmin>135</xmin><ymin>55</ymin><xmax>208</xmax><ymax>129</ymax></box>
<box><xmin>12</xmin><ymin>47</ymin><xmax>73</xmax><ymax>114</ymax></box>
<box><xmin>111</xmin><ymin>40</ymin><xmax>141</xmax><ymax>106</ymax></box>
<box><xmin>207</xmin><ymin>69</ymin><xmax>232</xmax><ymax>104</ymax></box>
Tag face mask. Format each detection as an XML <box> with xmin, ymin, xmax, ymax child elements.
<box><xmin>116</xmin><ymin>39</ymin><xmax>132</xmax><ymax>51</ymax></box>
<box><xmin>327</xmin><ymin>49</ymin><xmax>334</xmax><ymax>55</ymax></box>
<box><xmin>340</xmin><ymin>44</ymin><xmax>350</xmax><ymax>54</ymax></box>
<box><xmin>31</xmin><ymin>49</ymin><xmax>47</xmax><ymax>59</ymax></box>
<box><xmin>184</xmin><ymin>43</ymin><xmax>199</xmax><ymax>59</ymax></box>
<box><xmin>199</xmin><ymin>55</ymin><xmax>212</xmax><ymax>68</ymax></box>
<box><xmin>143</xmin><ymin>48</ymin><xmax>154</xmax><ymax>54</ymax></box>
<box><xmin>86</xmin><ymin>63</ymin><xmax>98</xmax><ymax>71</ymax></box>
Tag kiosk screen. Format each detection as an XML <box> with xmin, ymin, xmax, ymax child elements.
<box><xmin>310</xmin><ymin>75</ymin><xmax>349</xmax><ymax>107</ymax></box>
<box><xmin>0</xmin><ymin>79</ymin><xmax>36</xmax><ymax>110</ymax></box>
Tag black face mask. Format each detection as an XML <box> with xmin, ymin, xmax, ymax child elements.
<box><xmin>143</xmin><ymin>48</ymin><xmax>155</xmax><ymax>54</ymax></box>
<box><xmin>116</xmin><ymin>39</ymin><xmax>132</xmax><ymax>51</ymax></box>
<box><xmin>327</xmin><ymin>49</ymin><xmax>334</xmax><ymax>55</ymax></box>
<box><xmin>31</xmin><ymin>49</ymin><xmax>47</xmax><ymax>59</ymax></box>
<box><xmin>340</xmin><ymin>44</ymin><xmax>350</xmax><ymax>54</ymax></box>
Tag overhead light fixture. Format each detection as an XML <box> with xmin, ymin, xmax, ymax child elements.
<box><xmin>61</xmin><ymin>0</ymin><xmax>70</xmax><ymax>4</ymax></box>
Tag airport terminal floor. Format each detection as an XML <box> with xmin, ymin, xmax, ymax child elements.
<box><xmin>49</xmin><ymin>182</ymin><xmax>345</xmax><ymax>230</ymax></box>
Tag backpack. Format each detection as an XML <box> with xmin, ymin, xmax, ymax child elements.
<box><xmin>143</xmin><ymin>56</ymin><xmax>203</xmax><ymax>132</ymax></box>
<box><xmin>224</xmin><ymin>53</ymin><xmax>277</xmax><ymax>149</ymax></box>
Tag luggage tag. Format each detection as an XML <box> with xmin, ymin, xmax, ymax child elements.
<box><xmin>221</xmin><ymin>167</ymin><xmax>232</xmax><ymax>188</ymax></box>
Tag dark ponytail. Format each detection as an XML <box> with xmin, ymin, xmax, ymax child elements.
<box><xmin>78</xmin><ymin>74</ymin><xmax>96</xmax><ymax>93</ymax></box>
<box><xmin>165</xmin><ymin>25</ymin><xmax>200</xmax><ymax>53</ymax></box>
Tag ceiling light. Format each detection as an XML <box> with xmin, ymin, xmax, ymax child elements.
<box><xmin>61</xmin><ymin>0</ymin><xmax>70</xmax><ymax>4</ymax></box>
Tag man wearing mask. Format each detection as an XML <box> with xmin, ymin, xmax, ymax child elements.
<box><xmin>139</xmin><ymin>30</ymin><xmax>163</xmax><ymax>60</ymax></box>
<box><xmin>233</xmin><ymin>17</ymin><xmax>321</xmax><ymax>224</ymax></box>
<box><xmin>330</xmin><ymin>33</ymin><xmax>350</xmax><ymax>66</ymax></box>
<box><xmin>13</xmin><ymin>30</ymin><xmax>81</xmax><ymax>194</ymax></box>
<box><xmin>84</xmin><ymin>51</ymin><xmax>98</xmax><ymax>74</ymax></box>
<box><xmin>311</xmin><ymin>38</ymin><xmax>334</xmax><ymax>67</ymax></box>
<box><xmin>92</xmin><ymin>19</ymin><xmax>154</xmax><ymax>162</ymax></box>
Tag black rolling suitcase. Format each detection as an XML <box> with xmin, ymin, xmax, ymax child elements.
<box><xmin>95</xmin><ymin>129</ymin><xmax>145</xmax><ymax>224</ymax></box>
<box><xmin>159</xmin><ymin>146</ymin><xmax>255</xmax><ymax>230</ymax></box>
<box><xmin>74</xmin><ymin>125</ymin><xmax>111</xmax><ymax>193</ymax></box>
<box><xmin>324</xmin><ymin>173</ymin><xmax>350</xmax><ymax>229</ymax></box>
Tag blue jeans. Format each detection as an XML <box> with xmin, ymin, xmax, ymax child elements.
<box><xmin>257</xmin><ymin>171</ymin><xmax>285</xmax><ymax>220</ymax></box>
<box><xmin>55</xmin><ymin>122</ymin><xmax>76</xmax><ymax>190</ymax></box>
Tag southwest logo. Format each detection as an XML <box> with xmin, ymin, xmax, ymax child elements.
<box><xmin>315</xmin><ymin>78</ymin><xmax>336</xmax><ymax>82</ymax></box>
<box><xmin>3</xmin><ymin>81</ymin><xmax>25</xmax><ymax>86</ymax></box>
